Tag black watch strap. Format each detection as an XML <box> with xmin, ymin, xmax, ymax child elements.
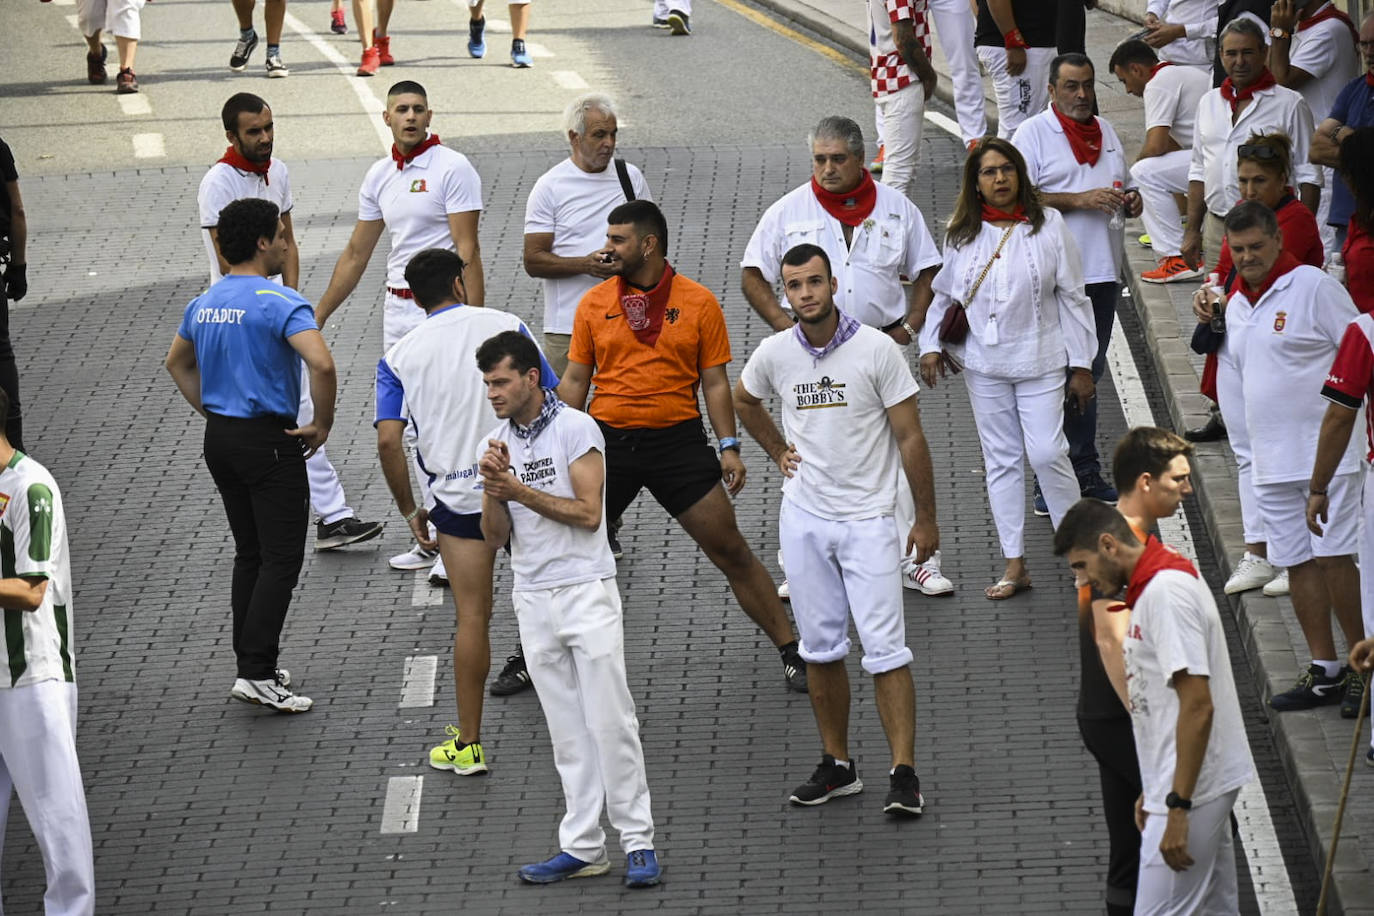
<box><xmin>1165</xmin><ymin>791</ymin><xmax>1192</xmax><ymax>810</ymax></box>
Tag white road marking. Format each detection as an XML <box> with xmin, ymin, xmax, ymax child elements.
<box><xmin>380</xmin><ymin>776</ymin><xmax>423</xmax><ymax>834</ymax></box>
<box><xmin>411</xmin><ymin>569</ymin><xmax>444</xmax><ymax>606</ymax></box>
<box><xmin>117</xmin><ymin>94</ymin><xmax>151</xmax><ymax>116</ymax></box>
<box><xmin>399</xmin><ymin>655</ymin><xmax>438</xmax><ymax>708</ymax></box>
<box><xmin>51</xmin><ymin>0</ymin><xmax>75</xmax><ymax>6</ymax></box>
<box><xmin>922</xmin><ymin>109</ymin><xmax>962</xmax><ymax>142</ymax></box>
<box><xmin>482</xmin><ymin>16</ymin><xmax>512</xmax><ymax>32</ymax></box>
<box><xmin>281</xmin><ymin>10</ymin><xmax>391</xmax><ymax>152</ymax></box>
<box><xmin>552</xmin><ymin>70</ymin><xmax>589</xmax><ymax>90</ymax></box>
<box><xmin>525</xmin><ymin>41</ymin><xmax>554</xmax><ymax>59</ymax></box>
<box><xmin>64</xmin><ymin>14</ymin><xmax>79</xmax><ymax>29</ymax></box>
<box><xmin>131</xmin><ymin>133</ymin><xmax>165</xmax><ymax>158</ymax></box>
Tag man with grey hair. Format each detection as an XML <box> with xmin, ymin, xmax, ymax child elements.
<box><xmin>740</xmin><ymin>115</ymin><xmax>950</xmax><ymax>599</ymax></box>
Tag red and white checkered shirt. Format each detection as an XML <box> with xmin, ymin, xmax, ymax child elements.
<box><xmin>868</xmin><ymin>0</ymin><xmax>930</xmax><ymax>99</ymax></box>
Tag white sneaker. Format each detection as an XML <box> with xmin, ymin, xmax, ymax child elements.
<box><xmin>429</xmin><ymin>554</ymin><xmax>449</xmax><ymax>587</ymax></box>
<box><xmin>1261</xmin><ymin>568</ymin><xmax>1290</xmax><ymax>597</ymax></box>
<box><xmin>777</xmin><ymin>579</ymin><xmax>790</xmax><ymax>600</ymax></box>
<box><xmin>903</xmin><ymin>550</ymin><xmax>954</xmax><ymax>595</ymax></box>
<box><xmin>1223</xmin><ymin>552</ymin><xmax>1275</xmax><ymax>595</ymax></box>
<box><xmin>230</xmin><ymin>676</ymin><xmax>312</xmax><ymax>712</ymax></box>
<box><xmin>390</xmin><ymin>543</ymin><xmax>439</xmax><ymax>571</ymax></box>
<box><xmin>275</xmin><ymin>667</ymin><xmax>290</xmax><ymax>687</ymax></box>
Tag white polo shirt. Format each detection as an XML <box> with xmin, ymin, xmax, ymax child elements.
<box><xmin>1290</xmin><ymin>6</ymin><xmax>1362</xmax><ymax>125</ymax></box>
<box><xmin>1145</xmin><ymin>0</ymin><xmax>1218</xmax><ymax>68</ymax></box>
<box><xmin>482</xmin><ymin>407</ymin><xmax>617</xmax><ymax>591</ymax></box>
<box><xmin>1013</xmin><ymin>108</ymin><xmax>1129</xmax><ymax>285</ymax></box>
<box><xmin>740</xmin><ymin>181</ymin><xmax>942</xmax><ymax>329</ymax></box>
<box><xmin>197</xmin><ymin>158</ymin><xmax>292</xmax><ymax>285</ymax></box>
<box><xmin>1189</xmin><ymin>85</ymin><xmax>1320</xmax><ymax>217</ymax></box>
<box><xmin>523</xmin><ymin>157</ymin><xmax>652</xmax><ymax>335</ymax></box>
<box><xmin>358</xmin><ymin>138</ymin><xmax>483</xmax><ymax>289</ymax></box>
<box><xmin>1144</xmin><ymin>63</ymin><xmax>1211</xmax><ymax>150</ymax></box>
<box><xmin>1227</xmin><ymin>264</ymin><xmax>1361</xmax><ymax>485</ymax></box>
<box><xmin>739</xmin><ymin>323</ymin><xmax>918</xmax><ymax>520</ymax></box>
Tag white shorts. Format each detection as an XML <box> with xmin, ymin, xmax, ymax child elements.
<box><xmin>1358</xmin><ymin>462</ymin><xmax>1374</xmax><ymax>637</ymax></box>
<box><xmin>1136</xmin><ymin>789</ymin><xmax>1240</xmax><ymax>916</ymax></box>
<box><xmin>778</xmin><ymin>497</ymin><xmax>911</xmax><ymax>675</ymax></box>
<box><xmin>1256</xmin><ymin>473</ymin><xmax>1359</xmax><ymax>568</ymax></box>
<box><xmin>383</xmin><ymin>291</ymin><xmax>427</xmax><ymax>351</ymax></box>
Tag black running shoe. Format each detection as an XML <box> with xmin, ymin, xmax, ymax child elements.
<box><xmin>230</xmin><ymin>30</ymin><xmax>259</xmax><ymax>70</ymax></box>
<box><xmin>607</xmin><ymin>517</ymin><xmax>624</xmax><ymax>560</ymax></box>
<box><xmin>789</xmin><ymin>755</ymin><xmax>862</xmax><ymax>806</ymax></box>
<box><xmin>883</xmin><ymin>765</ymin><xmax>925</xmax><ymax>817</ymax></box>
<box><xmin>489</xmin><ymin>653</ymin><xmax>533</xmax><ymax>697</ymax></box>
<box><xmin>1270</xmin><ymin>663</ymin><xmax>1344</xmax><ymax>711</ymax></box>
<box><xmin>316</xmin><ymin>516</ymin><xmax>384</xmax><ymax>550</ymax></box>
<box><xmin>1341</xmin><ymin>667</ymin><xmax>1366</xmax><ymax>719</ymax></box>
<box><xmin>780</xmin><ymin>642</ymin><xmax>808</xmax><ymax>693</ymax></box>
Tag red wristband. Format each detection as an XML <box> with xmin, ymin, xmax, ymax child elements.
<box><xmin>1004</xmin><ymin>28</ymin><xmax>1029</xmax><ymax>50</ymax></box>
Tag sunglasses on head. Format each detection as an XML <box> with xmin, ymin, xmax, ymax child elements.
<box><xmin>1237</xmin><ymin>143</ymin><xmax>1281</xmax><ymax>161</ymax></box>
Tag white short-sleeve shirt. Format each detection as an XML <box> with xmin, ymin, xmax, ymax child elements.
<box><xmin>740</xmin><ymin>181</ymin><xmax>942</xmax><ymax>329</ymax></box>
<box><xmin>197</xmin><ymin>158</ymin><xmax>292</xmax><ymax>285</ymax></box>
<box><xmin>1189</xmin><ymin>86</ymin><xmax>1320</xmax><ymax>216</ymax></box>
<box><xmin>1143</xmin><ymin>63</ymin><xmax>1211</xmax><ymax>151</ymax></box>
<box><xmin>739</xmin><ymin>323</ymin><xmax>918</xmax><ymax>520</ymax></box>
<box><xmin>358</xmin><ymin>139</ymin><xmax>483</xmax><ymax>289</ymax></box>
<box><xmin>1013</xmin><ymin>108</ymin><xmax>1129</xmax><ymax>285</ymax></box>
<box><xmin>523</xmin><ymin>157</ymin><xmax>653</xmax><ymax>335</ymax></box>
<box><xmin>1146</xmin><ymin>0</ymin><xmax>1219</xmax><ymax>68</ymax></box>
<box><xmin>1289</xmin><ymin>8</ymin><xmax>1362</xmax><ymax>125</ymax></box>
<box><xmin>482</xmin><ymin>407</ymin><xmax>617</xmax><ymax>591</ymax></box>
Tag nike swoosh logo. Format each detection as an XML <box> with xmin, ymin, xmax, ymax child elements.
<box><xmin>1312</xmin><ymin>683</ymin><xmax>1338</xmax><ymax>696</ymax></box>
<box><xmin>605</xmin><ymin>312</ymin><xmax>622</xmax><ymax>319</ymax></box>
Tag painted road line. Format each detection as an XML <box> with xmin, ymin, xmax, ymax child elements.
<box><xmin>400</xmin><ymin>655</ymin><xmax>438</xmax><ymax>708</ymax></box>
<box><xmin>380</xmin><ymin>776</ymin><xmax>423</xmax><ymax>834</ymax></box>
<box><xmin>525</xmin><ymin>41</ymin><xmax>554</xmax><ymax>59</ymax></box>
<box><xmin>117</xmin><ymin>94</ymin><xmax>152</xmax><ymax>116</ymax></box>
<box><xmin>131</xmin><ymin>133</ymin><xmax>165</xmax><ymax>158</ymax></box>
<box><xmin>923</xmin><ymin>109</ymin><xmax>963</xmax><ymax>143</ymax></box>
<box><xmin>714</xmin><ymin>0</ymin><xmax>865</xmax><ymax>76</ymax></box>
<box><xmin>411</xmin><ymin>569</ymin><xmax>444</xmax><ymax>607</ymax></box>
<box><xmin>51</xmin><ymin>0</ymin><xmax>75</xmax><ymax>6</ymax></box>
<box><xmin>64</xmin><ymin>14</ymin><xmax>79</xmax><ymax>29</ymax></box>
<box><xmin>281</xmin><ymin>10</ymin><xmax>391</xmax><ymax>152</ymax></box>
<box><xmin>552</xmin><ymin>70</ymin><xmax>589</xmax><ymax>90</ymax></box>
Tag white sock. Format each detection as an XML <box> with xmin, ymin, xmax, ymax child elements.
<box><xmin>1313</xmin><ymin>659</ymin><xmax>1342</xmax><ymax>679</ymax></box>
<box><xmin>832</xmin><ymin>759</ymin><xmax>849</xmax><ymax>769</ymax></box>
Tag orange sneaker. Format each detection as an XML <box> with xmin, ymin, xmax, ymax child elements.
<box><xmin>374</xmin><ymin>31</ymin><xmax>394</xmax><ymax>65</ymax></box>
<box><xmin>1141</xmin><ymin>255</ymin><xmax>1204</xmax><ymax>284</ymax></box>
<box><xmin>357</xmin><ymin>46</ymin><xmax>381</xmax><ymax>76</ymax></box>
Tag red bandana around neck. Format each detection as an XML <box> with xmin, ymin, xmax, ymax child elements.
<box><xmin>1219</xmin><ymin>69</ymin><xmax>1278</xmax><ymax>113</ymax></box>
<box><xmin>1124</xmin><ymin>535</ymin><xmax>1199</xmax><ymax>608</ymax></box>
<box><xmin>1237</xmin><ymin>249</ymin><xmax>1302</xmax><ymax>303</ymax></box>
<box><xmin>1052</xmin><ymin>104</ymin><xmax>1103</xmax><ymax>166</ymax></box>
<box><xmin>980</xmin><ymin>203</ymin><xmax>1028</xmax><ymax>223</ymax></box>
<box><xmin>392</xmin><ymin>133</ymin><xmax>442</xmax><ymax>170</ymax></box>
<box><xmin>618</xmin><ymin>262</ymin><xmax>676</xmax><ymax>347</ymax></box>
<box><xmin>810</xmin><ymin>170</ymin><xmax>878</xmax><ymax>227</ymax></box>
<box><xmin>1148</xmin><ymin>61</ymin><xmax>1174</xmax><ymax>81</ymax></box>
<box><xmin>1298</xmin><ymin>2</ymin><xmax>1357</xmax><ymax>42</ymax></box>
<box><xmin>218</xmin><ymin>146</ymin><xmax>271</xmax><ymax>184</ymax></box>
<box><xmin>1365</xmin><ymin>70</ymin><xmax>1374</xmax><ymax>88</ymax></box>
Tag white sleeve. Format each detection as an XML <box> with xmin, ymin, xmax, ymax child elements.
<box><xmin>631</xmin><ymin>165</ymin><xmax>653</xmax><ymax>203</ymax></box>
<box><xmin>359</xmin><ymin>166</ymin><xmax>383</xmax><ymax>221</ymax></box>
<box><xmin>1147</xmin><ymin>0</ymin><xmax>1167</xmax><ymax>17</ymax></box>
<box><xmin>523</xmin><ymin>177</ymin><xmax>557</xmax><ymax>234</ymax></box>
<box><xmin>903</xmin><ymin>204</ymin><xmax>944</xmax><ymax>275</ymax></box>
<box><xmin>1317</xmin><ymin>276</ymin><xmax>1362</xmax><ymax>345</ymax></box>
<box><xmin>1183</xmin><ymin>9</ymin><xmax>1218</xmax><ymax>40</ymax></box>
<box><xmin>445</xmin><ymin>157</ymin><xmax>484</xmax><ymax>213</ymax></box>
<box><xmin>277</xmin><ymin>164</ymin><xmax>294</xmax><ymax>216</ymax></box>
<box><xmin>1010</xmin><ymin>121</ymin><xmax>1045</xmax><ymax>186</ymax></box>
<box><xmin>920</xmin><ymin>251</ymin><xmax>959</xmax><ymax>356</ymax></box>
<box><xmin>1289</xmin><ymin>24</ymin><xmax>1339</xmax><ymax>79</ymax></box>
<box><xmin>1149</xmin><ymin>574</ymin><xmax>1216</xmax><ymax>683</ymax></box>
<box><xmin>1051</xmin><ymin>216</ymin><xmax>1098</xmax><ymax>370</ymax></box>
<box><xmin>563</xmin><ymin>411</ymin><xmax>605</xmax><ymax>464</ymax></box>
<box><xmin>738</xmin><ymin>342</ymin><xmax>776</xmax><ymax>400</ymax></box>
<box><xmin>740</xmin><ymin>205</ymin><xmax>785</xmax><ymax>281</ymax></box>
<box><xmin>1188</xmin><ymin>103</ymin><xmax>1210</xmax><ymax>183</ymax></box>
<box><xmin>875</xmin><ymin>336</ymin><xmax>921</xmax><ymax>406</ymax></box>
<box><xmin>1289</xmin><ymin>97</ymin><xmax>1322</xmax><ymax>188</ymax></box>
<box><xmin>198</xmin><ymin>170</ymin><xmax>231</xmax><ymax>229</ymax></box>
<box><xmin>1142</xmin><ymin>81</ymin><xmax>1176</xmax><ymax>131</ymax></box>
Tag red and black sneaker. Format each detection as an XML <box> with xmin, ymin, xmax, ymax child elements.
<box><xmin>789</xmin><ymin>755</ymin><xmax>862</xmax><ymax>806</ymax></box>
<box><xmin>115</xmin><ymin>67</ymin><xmax>138</xmax><ymax>94</ymax></box>
<box><xmin>87</xmin><ymin>44</ymin><xmax>108</xmax><ymax>84</ymax></box>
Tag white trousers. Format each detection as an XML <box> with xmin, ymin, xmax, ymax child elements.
<box><xmin>1318</xmin><ymin>165</ymin><xmax>1336</xmax><ymax>260</ymax></box>
<box><xmin>965</xmin><ymin>369</ymin><xmax>1080</xmax><ymax>557</ymax></box>
<box><xmin>652</xmin><ymin>0</ymin><xmax>690</xmax><ymax>16</ymax></box>
<box><xmin>1132</xmin><ymin>150</ymin><xmax>1191</xmax><ymax>259</ymax></box>
<box><xmin>0</xmin><ymin>681</ymin><xmax>95</xmax><ymax>916</ymax></box>
<box><xmin>382</xmin><ymin>293</ymin><xmax>432</xmax><ymax>508</ymax></box>
<box><xmin>877</xmin><ymin>83</ymin><xmax>926</xmax><ymax>203</ymax></box>
<box><xmin>927</xmin><ymin>0</ymin><xmax>987</xmax><ymax>144</ymax></box>
<box><xmin>514</xmin><ymin>578</ymin><xmax>654</xmax><ymax>860</ymax></box>
<box><xmin>1135</xmin><ymin>789</ymin><xmax>1241</xmax><ymax>916</ymax></box>
<box><xmin>1214</xmin><ymin>352</ymin><xmax>1265</xmax><ymax>544</ymax></box>
<box><xmin>77</xmin><ymin>0</ymin><xmax>144</xmax><ymax>40</ymax></box>
<box><xmin>1359</xmin><ymin>463</ymin><xmax>1374</xmax><ymax>749</ymax></box>
<box><xmin>296</xmin><ymin>364</ymin><xmax>352</xmax><ymax>525</ymax></box>
<box><xmin>976</xmin><ymin>46</ymin><xmax>1054</xmax><ymax>139</ymax></box>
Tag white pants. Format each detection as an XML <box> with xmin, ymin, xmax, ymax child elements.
<box><xmin>0</xmin><ymin>681</ymin><xmax>95</xmax><ymax>916</ymax></box>
<box><xmin>779</xmin><ymin>498</ymin><xmax>912</xmax><ymax>674</ymax></box>
<box><xmin>296</xmin><ymin>364</ymin><xmax>352</xmax><ymax>525</ymax></box>
<box><xmin>1358</xmin><ymin>462</ymin><xmax>1374</xmax><ymax>749</ymax></box>
<box><xmin>976</xmin><ymin>46</ymin><xmax>1054</xmax><ymax>139</ymax></box>
<box><xmin>382</xmin><ymin>292</ymin><xmax>432</xmax><ymax>508</ymax></box>
<box><xmin>1318</xmin><ymin>165</ymin><xmax>1336</xmax><ymax>260</ymax></box>
<box><xmin>1214</xmin><ymin>352</ymin><xmax>1265</xmax><ymax>544</ymax></box>
<box><xmin>514</xmin><ymin>578</ymin><xmax>654</xmax><ymax>860</ymax></box>
<box><xmin>927</xmin><ymin>0</ymin><xmax>987</xmax><ymax>144</ymax></box>
<box><xmin>876</xmin><ymin>83</ymin><xmax>926</xmax><ymax>202</ymax></box>
<box><xmin>965</xmin><ymin>369</ymin><xmax>1080</xmax><ymax>557</ymax></box>
<box><xmin>77</xmin><ymin>0</ymin><xmax>144</xmax><ymax>40</ymax></box>
<box><xmin>1135</xmin><ymin>789</ymin><xmax>1240</xmax><ymax>916</ymax></box>
<box><xmin>1256</xmin><ymin>473</ymin><xmax>1360</xmax><ymax>568</ymax></box>
<box><xmin>1132</xmin><ymin>150</ymin><xmax>1191</xmax><ymax>259</ymax></box>
<box><xmin>652</xmin><ymin>0</ymin><xmax>689</xmax><ymax>16</ymax></box>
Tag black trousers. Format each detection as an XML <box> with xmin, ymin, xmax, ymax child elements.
<box><xmin>204</xmin><ymin>412</ymin><xmax>308</xmax><ymax>680</ymax></box>
<box><xmin>1078</xmin><ymin>715</ymin><xmax>1143</xmax><ymax>916</ymax></box>
<box><xmin>0</xmin><ymin>287</ymin><xmax>24</xmax><ymax>451</ymax></box>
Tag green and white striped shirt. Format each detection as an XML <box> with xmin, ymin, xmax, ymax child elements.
<box><xmin>0</xmin><ymin>452</ymin><xmax>74</xmax><ymax>688</ymax></box>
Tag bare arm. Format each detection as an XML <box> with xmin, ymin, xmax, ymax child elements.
<box><xmin>1182</xmin><ymin>180</ymin><xmax>1207</xmax><ymax>267</ymax></box>
<box><xmin>1267</xmin><ymin>0</ymin><xmax>1312</xmax><ymax>88</ymax></box>
<box><xmin>1307</xmin><ymin>401</ymin><xmax>1359</xmax><ymax>534</ymax></box>
<box><xmin>1300</xmin><ymin>182</ymin><xmax>1320</xmax><ymax>214</ymax></box>
<box><xmin>285</xmin><ymin>329</ymin><xmax>336</xmax><ymax>456</ymax></box>
<box><xmin>902</xmin><ymin>264</ymin><xmax>938</xmax><ymax>336</ymax></box>
<box><xmin>985</xmin><ymin>0</ymin><xmax>1017</xmax><ymax>34</ymax></box>
<box><xmin>1136</xmin><ymin>125</ymin><xmax>1182</xmax><ymax>163</ymax></box>
<box><xmin>480</xmin><ymin>488</ymin><xmax>513</xmax><ymax>548</ymax></box>
<box><xmin>315</xmin><ymin>219</ymin><xmax>385</xmax><ymax>325</ymax></box>
<box><xmin>378</xmin><ymin>419</ymin><xmax>436</xmax><ymax>550</ymax></box>
<box><xmin>887</xmin><ymin>394</ymin><xmax>939</xmax><ymax>562</ymax></box>
<box><xmin>702</xmin><ymin>363</ymin><xmax>747</xmax><ymax>495</ymax></box>
<box><xmin>207</xmin><ymin>228</ymin><xmax>233</xmax><ymax>280</ymax></box>
<box><xmin>1092</xmin><ymin>599</ymin><xmax>1132</xmax><ymax>708</ymax></box>
<box><xmin>0</xmin><ymin>576</ymin><xmax>47</xmax><ymax>612</ymax></box>
<box><xmin>280</xmin><ymin>211</ymin><xmax>300</xmax><ymax>290</ymax></box>
<box><xmin>1041</xmin><ymin>189</ymin><xmax>1122</xmax><ymax>215</ymax></box>
<box><xmin>1158</xmin><ymin>671</ymin><xmax>1214</xmax><ymax>870</ymax></box>
<box><xmin>742</xmin><ymin>266</ymin><xmax>793</xmax><ymax>332</ymax></box>
<box><xmin>556</xmin><ymin>358</ymin><xmax>593</xmax><ymax>411</ymax></box>
<box><xmin>164</xmin><ymin>335</ymin><xmax>204</xmax><ymax>416</ymax></box>
<box><xmin>734</xmin><ymin>380</ymin><xmax>788</xmax><ymax>465</ymax></box>
<box><xmin>523</xmin><ymin>232</ymin><xmax>618</xmax><ymax>281</ymax></box>
<box><xmin>448</xmin><ymin>210</ymin><xmax>484</xmax><ymax>306</ymax></box>
<box><xmin>5</xmin><ymin>179</ymin><xmax>25</xmax><ymax>266</ymax></box>
<box><xmin>892</xmin><ymin>18</ymin><xmax>937</xmax><ymax>100</ymax></box>
<box><xmin>1311</xmin><ymin>117</ymin><xmax>1349</xmax><ymax>168</ymax></box>
<box><xmin>481</xmin><ymin>439</ymin><xmax>605</xmax><ymax>530</ymax></box>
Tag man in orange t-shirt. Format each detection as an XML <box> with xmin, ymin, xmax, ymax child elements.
<box><xmin>558</xmin><ymin>200</ymin><xmax>807</xmax><ymax>693</ymax></box>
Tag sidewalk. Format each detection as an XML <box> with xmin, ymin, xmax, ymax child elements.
<box><xmin>751</xmin><ymin>0</ymin><xmax>1374</xmax><ymax>912</ymax></box>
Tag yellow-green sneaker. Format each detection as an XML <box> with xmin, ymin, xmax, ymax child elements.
<box><xmin>1137</xmin><ymin>232</ymin><xmax>1152</xmax><ymax>247</ymax></box>
<box><xmin>428</xmin><ymin>725</ymin><xmax>488</xmax><ymax>775</ymax></box>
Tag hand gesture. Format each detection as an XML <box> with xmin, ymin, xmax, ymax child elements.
<box><xmin>585</xmin><ymin>248</ymin><xmax>619</xmax><ymax>279</ymax></box>
<box><xmin>479</xmin><ymin>439</ymin><xmax>520</xmax><ymax>501</ymax></box>
<box><xmin>1006</xmin><ymin>46</ymin><xmax>1027</xmax><ymax>76</ymax></box>
<box><xmin>907</xmin><ymin>518</ymin><xmax>939</xmax><ymax>564</ymax></box>
<box><xmin>1306</xmin><ymin>492</ymin><xmax>1330</xmax><ymax>535</ymax></box>
<box><xmin>920</xmin><ymin>351</ymin><xmax>961</xmax><ymax>387</ymax></box>
<box><xmin>1350</xmin><ymin>637</ymin><xmax>1374</xmax><ymax>672</ymax></box>
<box><xmin>1079</xmin><ymin>186</ymin><xmax>1126</xmax><ymax>215</ymax></box>
<box><xmin>720</xmin><ymin>448</ymin><xmax>748</xmax><ymax>495</ymax></box>
<box><xmin>285</xmin><ymin>422</ymin><xmax>329</xmax><ymax>458</ymax></box>
<box><xmin>408</xmin><ymin>508</ymin><xmax>436</xmax><ymax>551</ymax></box>
<box><xmin>1191</xmin><ymin>286</ymin><xmax>1225</xmax><ymax>325</ymax></box>
<box><xmin>1067</xmin><ymin>369</ymin><xmax>1095</xmax><ymax>415</ymax></box>
<box><xmin>1270</xmin><ymin>0</ymin><xmax>1297</xmax><ymax>33</ymax></box>
<box><xmin>1144</xmin><ymin>21</ymin><xmax>1186</xmax><ymax>48</ymax></box>
<box><xmin>1181</xmin><ymin>230</ymin><xmax>1203</xmax><ymax>272</ymax></box>
<box><xmin>1160</xmin><ymin>811</ymin><xmax>1195</xmax><ymax>872</ymax></box>
<box><xmin>4</xmin><ymin>263</ymin><xmax>26</xmax><ymax>302</ymax></box>
<box><xmin>774</xmin><ymin>443</ymin><xmax>801</xmax><ymax>479</ymax></box>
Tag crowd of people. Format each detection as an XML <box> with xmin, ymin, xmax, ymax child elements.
<box><xmin>8</xmin><ymin>0</ymin><xmax>1374</xmax><ymax>912</ymax></box>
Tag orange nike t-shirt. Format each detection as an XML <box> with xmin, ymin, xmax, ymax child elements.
<box><xmin>569</xmin><ymin>273</ymin><xmax>732</xmax><ymax>429</ymax></box>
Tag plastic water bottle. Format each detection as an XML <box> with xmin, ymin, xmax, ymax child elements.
<box><xmin>1108</xmin><ymin>180</ymin><xmax>1125</xmax><ymax>232</ymax></box>
<box><xmin>1206</xmin><ymin>272</ymin><xmax>1226</xmax><ymax>334</ymax></box>
<box><xmin>1327</xmin><ymin>250</ymin><xmax>1346</xmax><ymax>284</ymax></box>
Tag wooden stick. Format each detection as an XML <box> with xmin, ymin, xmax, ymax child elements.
<box><xmin>1316</xmin><ymin>680</ymin><xmax>1371</xmax><ymax>916</ymax></box>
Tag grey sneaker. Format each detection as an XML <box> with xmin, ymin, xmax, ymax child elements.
<box><xmin>316</xmin><ymin>517</ymin><xmax>384</xmax><ymax>550</ymax></box>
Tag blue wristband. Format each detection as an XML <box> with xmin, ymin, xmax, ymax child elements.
<box><xmin>718</xmin><ymin>436</ymin><xmax>740</xmax><ymax>453</ymax></box>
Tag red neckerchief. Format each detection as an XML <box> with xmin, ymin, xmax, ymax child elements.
<box><xmin>1052</xmin><ymin>104</ymin><xmax>1103</xmax><ymax>166</ymax></box>
<box><xmin>618</xmin><ymin>262</ymin><xmax>676</xmax><ymax>347</ymax></box>
<box><xmin>1298</xmin><ymin>2</ymin><xmax>1357</xmax><ymax>43</ymax></box>
<box><xmin>392</xmin><ymin>133</ymin><xmax>442</xmax><ymax>170</ymax></box>
<box><xmin>980</xmin><ymin>203</ymin><xmax>1028</xmax><ymax>222</ymax></box>
<box><xmin>1237</xmin><ymin>249</ymin><xmax>1302</xmax><ymax>303</ymax></box>
<box><xmin>1365</xmin><ymin>71</ymin><xmax>1374</xmax><ymax>88</ymax></box>
<box><xmin>1148</xmin><ymin>61</ymin><xmax>1173</xmax><ymax>81</ymax></box>
<box><xmin>1124</xmin><ymin>535</ymin><xmax>1199</xmax><ymax>607</ymax></box>
<box><xmin>810</xmin><ymin>170</ymin><xmax>878</xmax><ymax>227</ymax></box>
<box><xmin>1220</xmin><ymin>69</ymin><xmax>1278</xmax><ymax>114</ymax></box>
<box><xmin>218</xmin><ymin>146</ymin><xmax>270</xmax><ymax>184</ymax></box>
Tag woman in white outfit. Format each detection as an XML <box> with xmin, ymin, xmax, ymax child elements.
<box><xmin>919</xmin><ymin>138</ymin><xmax>1098</xmax><ymax>600</ymax></box>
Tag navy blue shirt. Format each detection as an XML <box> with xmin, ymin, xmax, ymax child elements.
<box><xmin>177</xmin><ymin>275</ymin><xmax>318</xmax><ymax>419</ymax></box>
<box><xmin>1329</xmin><ymin>74</ymin><xmax>1374</xmax><ymax>227</ymax></box>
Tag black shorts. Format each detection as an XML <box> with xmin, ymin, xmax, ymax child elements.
<box><xmin>430</xmin><ymin>498</ymin><xmax>484</xmax><ymax>540</ymax></box>
<box><xmin>598</xmin><ymin>418</ymin><xmax>722</xmax><ymax>520</ymax></box>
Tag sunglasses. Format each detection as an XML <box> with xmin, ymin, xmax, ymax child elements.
<box><xmin>1236</xmin><ymin>143</ymin><xmax>1281</xmax><ymax>161</ymax></box>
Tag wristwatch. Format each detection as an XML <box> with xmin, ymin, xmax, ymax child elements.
<box><xmin>900</xmin><ymin>319</ymin><xmax>919</xmax><ymax>341</ymax></box>
<box><xmin>1269</xmin><ymin>26</ymin><xmax>1289</xmax><ymax>39</ymax></box>
<box><xmin>1165</xmin><ymin>791</ymin><xmax>1193</xmax><ymax>811</ymax></box>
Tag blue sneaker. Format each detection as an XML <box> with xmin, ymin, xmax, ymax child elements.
<box><xmin>624</xmin><ymin>849</ymin><xmax>661</xmax><ymax>888</ymax></box>
<box><xmin>511</xmin><ymin>38</ymin><xmax>532</xmax><ymax>67</ymax></box>
<box><xmin>1080</xmin><ymin>472</ymin><xmax>1119</xmax><ymax>504</ymax></box>
<box><xmin>1032</xmin><ymin>482</ymin><xmax>1049</xmax><ymax>518</ymax></box>
<box><xmin>517</xmin><ymin>851</ymin><xmax>610</xmax><ymax>884</ymax></box>
<box><xmin>467</xmin><ymin>17</ymin><xmax>486</xmax><ymax>58</ymax></box>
